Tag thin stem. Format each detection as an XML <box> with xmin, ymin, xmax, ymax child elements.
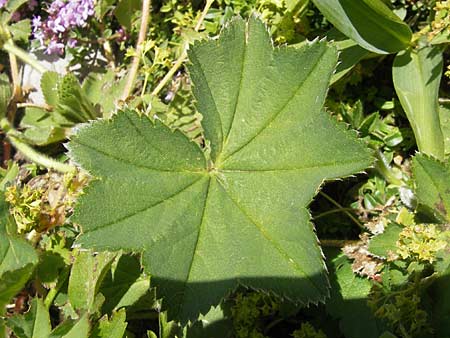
<box><xmin>8</xmin><ymin>53</ymin><xmax>20</xmax><ymax>101</ymax></box>
<box><xmin>314</xmin><ymin>207</ymin><xmax>358</xmax><ymax>219</ymax></box>
<box><xmin>319</xmin><ymin>191</ymin><xmax>364</xmax><ymax>229</ymax></box>
<box><xmin>16</xmin><ymin>102</ymin><xmax>53</xmax><ymax>111</ymax></box>
<box><xmin>3</xmin><ymin>40</ymin><xmax>47</xmax><ymax>73</ymax></box>
<box><xmin>8</xmin><ymin>135</ymin><xmax>75</xmax><ymax>173</ymax></box>
<box><xmin>120</xmin><ymin>0</ymin><xmax>151</xmax><ymax>101</ymax></box>
<box><xmin>44</xmin><ymin>267</ymin><xmax>70</xmax><ymax>309</ymax></box>
<box><xmin>150</xmin><ymin>0</ymin><xmax>214</xmax><ymax>97</ymax></box>
<box><xmin>320</xmin><ymin>239</ymin><xmax>360</xmax><ymax>247</ymax></box>
<box><xmin>1</xmin><ymin>118</ymin><xmax>75</xmax><ymax>173</ymax></box>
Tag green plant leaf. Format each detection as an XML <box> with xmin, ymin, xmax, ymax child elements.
<box><xmin>393</xmin><ymin>46</ymin><xmax>444</xmax><ymax>160</ymax></box>
<box><xmin>412</xmin><ymin>154</ymin><xmax>450</xmax><ymax>223</ymax></box>
<box><xmin>68</xmin><ymin>250</ymin><xmax>117</xmax><ymax>313</ymax></box>
<box><xmin>9</xmin><ymin>19</ymin><xmax>31</xmax><ymax>43</ymax></box>
<box><xmin>90</xmin><ymin>309</ymin><xmax>127</xmax><ymax>338</ymax></box>
<box><xmin>368</xmin><ymin>223</ymin><xmax>403</xmax><ymax>258</ymax></box>
<box><xmin>440</xmin><ymin>104</ymin><xmax>450</xmax><ymax>158</ymax></box>
<box><xmin>41</xmin><ymin>72</ymin><xmax>60</xmax><ymax>107</ymax></box>
<box><xmin>48</xmin><ymin>314</ymin><xmax>90</xmax><ymax>338</ymax></box>
<box><xmin>69</xmin><ymin>17</ymin><xmax>372</xmax><ymax>322</ymax></box>
<box><xmin>325</xmin><ymin>252</ymin><xmax>385</xmax><ymax>338</ymax></box>
<box><xmin>327</xmin><ymin>29</ymin><xmax>369</xmax><ymax>84</ymax></box>
<box><xmin>7</xmin><ymin>298</ymin><xmax>51</xmax><ymax>338</ymax></box>
<box><xmin>0</xmin><ymin>197</ymin><xmax>38</xmax><ymax>315</ymax></box>
<box><xmin>114</xmin><ymin>0</ymin><xmax>140</xmax><ymax>31</ymax></box>
<box><xmin>311</xmin><ymin>0</ymin><xmax>412</xmax><ymax>54</ymax></box>
<box><xmin>0</xmin><ymin>73</ymin><xmax>11</xmax><ymax>120</ymax></box>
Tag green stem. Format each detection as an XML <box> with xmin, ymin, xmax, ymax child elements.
<box><xmin>3</xmin><ymin>40</ymin><xmax>47</xmax><ymax>73</ymax></box>
<box><xmin>319</xmin><ymin>191</ymin><xmax>364</xmax><ymax>229</ymax></box>
<box><xmin>314</xmin><ymin>207</ymin><xmax>358</xmax><ymax>219</ymax></box>
<box><xmin>150</xmin><ymin>0</ymin><xmax>214</xmax><ymax>97</ymax></box>
<box><xmin>1</xmin><ymin>118</ymin><xmax>75</xmax><ymax>173</ymax></box>
<box><xmin>120</xmin><ymin>0</ymin><xmax>152</xmax><ymax>101</ymax></box>
<box><xmin>44</xmin><ymin>267</ymin><xmax>70</xmax><ymax>309</ymax></box>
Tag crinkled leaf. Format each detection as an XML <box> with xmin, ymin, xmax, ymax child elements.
<box><xmin>412</xmin><ymin>154</ymin><xmax>450</xmax><ymax>223</ymax></box>
<box><xmin>7</xmin><ymin>298</ymin><xmax>51</xmax><ymax>338</ymax></box>
<box><xmin>311</xmin><ymin>0</ymin><xmax>412</xmax><ymax>54</ymax></box>
<box><xmin>69</xmin><ymin>17</ymin><xmax>372</xmax><ymax>322</ymax></box>
<box><xmin>368</xmin><ymin>223</ymin><xmax>403</xmax><ymax>258</ymax></box>
<box><xmin>68</xmin><ymin>250</ymin><xmax>117</xmax><ymax>313</ymax></box>
<box><xmin>325</xmin><ymin>252</ymin><xmax>385</xmax><ymax>338</ymax></box>
<box><xmin>393</xmin><ymin>46</ymin><xmax>444</xmax><ymax>160</ymax></box>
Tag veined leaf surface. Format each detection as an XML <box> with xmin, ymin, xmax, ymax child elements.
<box><xmin>69</xmin><ymin>17</ymin><xmax>372</xmax><ymax>322</ymax></box>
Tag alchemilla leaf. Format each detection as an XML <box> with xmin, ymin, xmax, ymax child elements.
<box><xmin>68</xmin><ymin>17</ymin><xmax>372</xmax><ymax>322</ymax></box>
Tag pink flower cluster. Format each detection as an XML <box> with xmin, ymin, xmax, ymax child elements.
<box><xmin>32</xmin><ymin>0</ymin><xmax>95</xmax><ymax>55</ymax></box>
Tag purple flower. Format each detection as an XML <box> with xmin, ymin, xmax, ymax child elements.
<box><xmin>0</xmin><ymin>0</ymin><xmax>7</xmax><ymax>8</ymax></box>
<box><xmin>45</xmin><ymin>39</ymin><xmax>65</xmax><ymax>55</ymax></box>
<box><xmin>32</xmin><ymin>0</ymin><xmax>95</xmax><ymax>55</ymax></box>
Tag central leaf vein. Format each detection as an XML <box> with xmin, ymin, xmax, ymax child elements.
<box><xmin>82</xmin><ymin>176</ymin><xmax>205</xmax><ymax>234</ymax></box>
<box><xmin>216</xmin><ymin>179</ymin><xmax>323</xmax><ymax>294</ymax></box>
<box><xmin>220</xmin><ymin>46</ymin><xmax>328</xmax><ymax>164</ymax></box>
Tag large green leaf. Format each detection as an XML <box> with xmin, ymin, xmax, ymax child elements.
<box><xmin>393</xmin><ymin>46</ymin><xmax>444</xmax><ymax>160</ymax></box>
<box><xmin>311</xmin><ymin>0</ymin><xmax>412</xmax><ymax>54</ymax></box>
<box><xmin>69</xmin><ymin>17</ymin><xmax>372</xmax><ymax>322</ymax></box>
<box><xmin>412</xmin><ymin>154</ymin><xmax>450</xmax><ymax>223</ymax></box>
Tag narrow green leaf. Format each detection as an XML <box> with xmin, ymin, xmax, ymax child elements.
<box><xmin>393</xmin><ymin>46</ymin><xmax>444</xmax><ymax>160</ymax></box>
<box><xmin>90</xmin><ymin>309</ymin><xmax>127</xmax><ymax>338</ymax></box>
<box><xmin>69</xmin><ymin>17</ymin><xmax>372</xmax><ymax>323</ymax></box>
<box><xmin>311</xmin><ymin>0</ymin><xmax>412</xmax><ymax>54</ymax></box>
<box><xmin>41</xmin><ymin>72</ymin><xmax>60</xmax><ymax>107</ymax></box>
<box><xmin>7</xmin><ymin>298</ymin><xmax>51</xmax><ymax>338</ymax></box>
<box><xmin>368</xmin><ymin>223</ymin><xmax>403</xmax><ymax>258</ymax></box>
<box><xmin>412</xmin><ymin>154</ymin><xmax>450</xmax><ymax>223</ymax></box>
<box><xmin>48</xmin><ymin>315</ymin><xmax>90</xmax><ymax>338</ymax></box>
<box><xmin>98</xmin><ymin>254</ymin><xmax>154</xmax><ymax>313</ymax></box>
<box><xmin>68</xmin><ymin>250</ymin><xmax>117</xmax><ymax>313</ymax></box>
<box><xmin>440</xmin><ymin>104</ymin><xmax>450</xmax><ymax>158</ymax></box>
<box><xmin>0</xmin><ymin>73</ymin><xmax>11</xmax><ymax>120</ymax></box>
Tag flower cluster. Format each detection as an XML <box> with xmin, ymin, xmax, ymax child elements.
<box><xmin>32</xmin><ymin>0</ymin><xmax>95</xmax><ymax>55</ymax></box>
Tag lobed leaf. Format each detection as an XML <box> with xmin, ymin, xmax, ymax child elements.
<box><xmin>69</xmin><ymin>17</ymin><xmax>372</xmax><ymax>323</ymax></box>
